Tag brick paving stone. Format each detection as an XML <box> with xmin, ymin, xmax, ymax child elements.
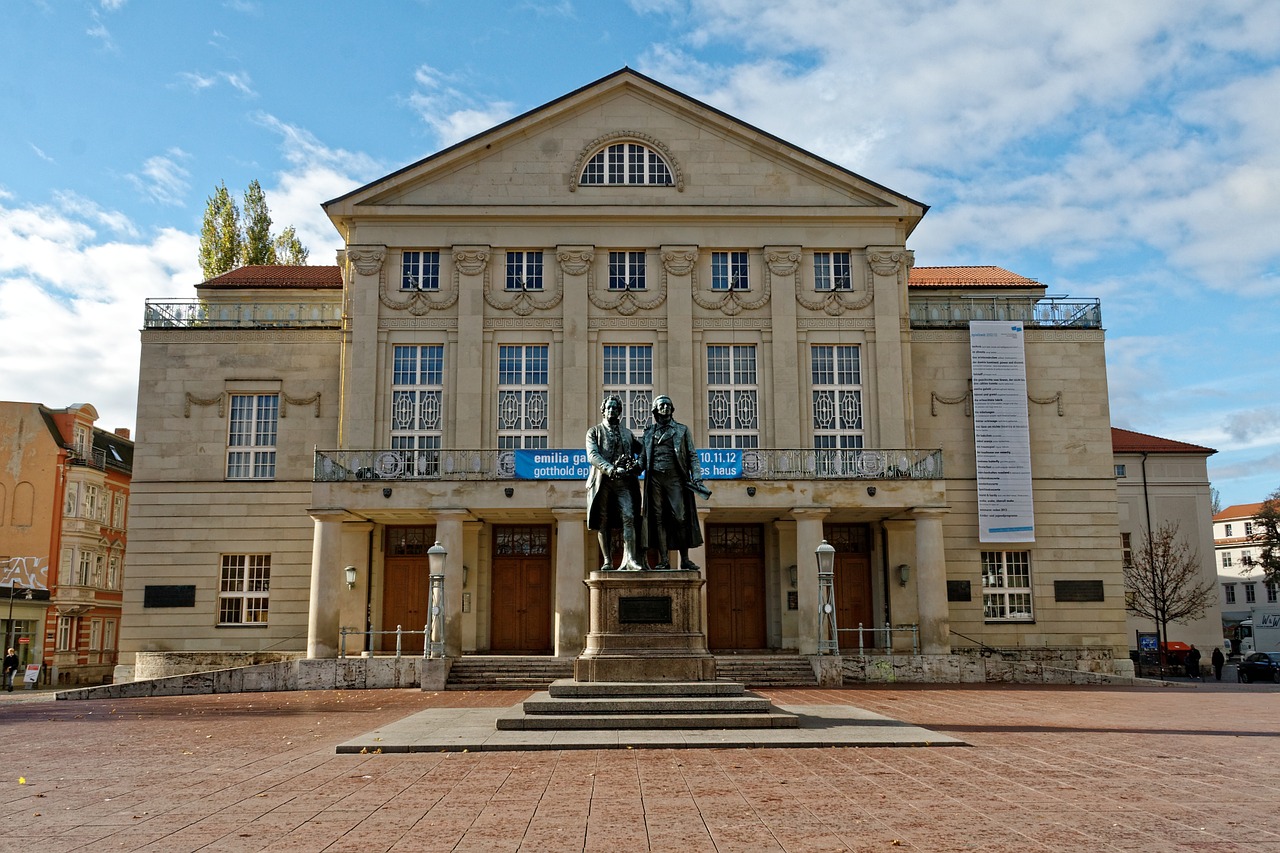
<box><xmin>2</xmin><ymin>682</ymin><xmax>1279</xmax><ymax>851</ymax></box>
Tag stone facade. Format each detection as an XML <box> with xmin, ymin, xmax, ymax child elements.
<box><xmin>118</xmin><ymin>69</ymin><xmax>1131</xmax><ymax>679</ymax></box>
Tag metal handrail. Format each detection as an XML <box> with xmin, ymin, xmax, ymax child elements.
<box><xmin>314</xmin><ymin>447</ymin><xmax>943</xmax><ymax>483</ymax></box>
<box><xmin>338</xmin><ymin>625</ymin><xmax>428</xmax><ymax>659</ymax></box>
<box><xmin>908</xmin><ymin>296</ymin><xmax>1101</xmax><ymax>329</ymax></box>
<box><xmin>837</xmin><ymin>622</ymin><xmax>920</xmax><ymax>655</ymax></box>
<box><xmin>143</xmin><ymin>299</ymin><xmax>342</xmax><ymax>329</ymax></box>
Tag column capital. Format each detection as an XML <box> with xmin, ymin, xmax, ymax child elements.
<box><xmin>910</xmin><ymin>507</ymin><xmax>950</xmax><ymax>521</ymax></box>
<box><xmin>552</xmin><ymin>507</ymin><xmax>588</xmax><ymax>522</ymax></box>
<box><xmin>307</xmin><ymin>507</ymin><xmax>364</xmax><ymax>523</ymax></box>
<box><xmin>789</xmin><ymin>507</ymin><xmax>831</xmax><ymax>522</ymax></box>
<box><xmin>345</xmin><ymin>244</ymin><xmax>386</xmax><ymax>276</ymax></box>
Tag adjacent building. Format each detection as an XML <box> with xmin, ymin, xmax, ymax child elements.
<box><xmin>1111</xmin><ymin>427</ymin><xmax>1222</xmax><ymax>656</ymax></box>
<box><xmin>119</xmin><ymin>69</ymin><xmax>1132</xmax><ymax>679</ymax></box>
<box><xmin>1215</xmin><ymin>502</ymin><xmax>1275</xmax><ymax>629</ymax></box>
<box><xmin>0</xmin><ymin>402</ymin><xmax>133</xmax><ymax>685</ymax></box>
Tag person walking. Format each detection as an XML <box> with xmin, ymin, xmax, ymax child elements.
<box><xmin>1211</xmin><ymin>646</ymin><xmax>1225</xmax><ymax>681</ymax></box>
<box><xmin>2</xmin><ymin>648</ymin><xmax>18</xmax><ymax>692</ymax></box>
<box><xmin>1186</xmin><ymin>644</ymin><xmax>1202</xmax><ymax>679</ymax></box>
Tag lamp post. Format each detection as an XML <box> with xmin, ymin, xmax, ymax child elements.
<box><xmin>816</xmin><ymin>539</ymin><xmax>838</xmax><ymax>654</ymax></box>
<box><xmin>425</xmin><ymin>541</ymin><xmax>447</xmax><ymax>659</ymax></box>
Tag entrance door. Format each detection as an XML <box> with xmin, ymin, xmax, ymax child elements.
<box><xmin>381</xmin><ymin>525</ymin><xmax>435</xmax><ymax>654</ymax></box>
<box><xmin>827</xmin><ymin>524</ymin><xmax>874</xmax><ymax>650</ymax></box>
<box><xmin>489</xmin><ymin>525</ymin><xmax>552</xmax><ymax>653</ymax></box>
<box><xmin>706</xmin><ymin>524</ymin><xmax>767</xmax><ymax>650</ymax></box>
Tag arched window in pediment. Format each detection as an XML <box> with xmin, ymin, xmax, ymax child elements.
<box><xmin>572</xmin><ymin>133</ymin><xmax>682</xmax><ymax>190</ymax></box>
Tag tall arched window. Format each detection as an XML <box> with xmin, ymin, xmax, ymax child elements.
<box><xmin>580</xmin><ymin>141</ymin><xmax>673</xmax><ymax>186</ymax></box>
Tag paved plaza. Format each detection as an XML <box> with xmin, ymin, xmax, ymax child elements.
<box><xmin>1</xmin><ymin>681</ymin><xmax>1277</xmax><ymax>851</ymax></box>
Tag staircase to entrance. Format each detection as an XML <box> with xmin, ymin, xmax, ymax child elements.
<box><xmin>445</xmin><ymin>654</ymin><xmax>816</xmax><ymax>690</ymax></box>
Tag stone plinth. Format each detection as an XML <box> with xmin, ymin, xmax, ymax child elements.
<box><xmin>575</xmin><ymin>570</ymin><xmax>717</xmax><ymax>682</ymax></box>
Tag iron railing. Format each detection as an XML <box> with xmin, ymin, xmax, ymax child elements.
<box><xmin>839</xmin><ymin>622</ymin><xmax>921</xmax><ymax>655</ymax></box>
<box><xmin>314</xmin><ymin>447</ymin><xmax>943</xmax><ymax>482</ymax></box>
<box><xmin>908</xmin><ymin>296</ymin><xmax>1101</xmax><ymax>329</ymax></box>
<box><xmin>143</xmin><ymin>299</ymin><xmax>343</xmax><ymax>330</ymax></box>
<box><xmin>339</xmin><ymin>625</ymin><xmax>428</xmax><ymax>658</ymax></box>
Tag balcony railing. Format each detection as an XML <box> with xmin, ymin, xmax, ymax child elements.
<box><xmin>909</xmin><ymin>296</ymin><xmax>1101</xmax><ymax>329</ymax></box>
<box><xmin>143</xmin><ymin>299</ymin><xmax>343</xmax><ymax>330</ymax></box>
<box><xmin>314</xmin><ymin>447</ymin><xmax>942</xmax><ymax>482</ymax></box>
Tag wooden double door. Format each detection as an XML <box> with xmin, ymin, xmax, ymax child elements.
<box><xmin>489</xmin><ymin>525</ymin><xmax>552</xmax><ymax>653</ymax></box>
<box><xmin>828</xmin><ymin>525</ymin><xmax>874</xmax><ymax>651</ymax></box>
<box><xmin>381</xmin><ymin>526</ymin><xmax>434</xmax><ymax>654</ymax></box>
<box><xmin>706</xmin><ymin>524</ymin><xmax>768</xmax><ymax>650</ymax></box>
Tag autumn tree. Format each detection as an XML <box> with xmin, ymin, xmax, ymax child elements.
<box><xmin>198</xmin><ymin>180</ymin><xmax>309</xmax><ymax>279</ymax></box>
<box><xmin>1124</xmin><ymin>521</ymin><xmax>1216</xmax><ymax>664</ymax></box>
<box><xmin>1252</xmin><ymin>487</ymin><xmax>1280</xmax><ymax>582</ymax></box>
<box><xmin>197</xmin><ymin>181</ymin><xmax>242</xmax><ymax>280</ymax></box>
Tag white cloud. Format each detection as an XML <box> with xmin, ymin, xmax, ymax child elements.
<box><xmin>126</xmin><ymin>149</ymin><xmax>192</xmax><ymax>206</ymax></box>
<box><xmin>407</xmin><ymin>65</ymin><xmax>517</xmax><ymax>149</ymax></box>
<box><xmin>173</xmin><ymin>70</ymin><xmax>258</xmax><ymax>97</ymax></box>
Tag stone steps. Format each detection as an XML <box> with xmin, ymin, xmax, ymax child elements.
<box><xmin>445</xmin><ymin>656</ymin><xmax>574</xmax><ymax>690</ymax></box>
<box><xmin>713</xmin><ymin>655</ymin><xmax>817</xmax><ymax>687</ymax></box>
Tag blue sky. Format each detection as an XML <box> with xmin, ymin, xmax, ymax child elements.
<box><xmin>1</xmin><ymin>0</ymin><xmax>1277</xmax><ymax>508</ymax></box>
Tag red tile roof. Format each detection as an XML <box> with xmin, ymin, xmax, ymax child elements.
<box><xmin>1214</xmin><ymin>502</ymin><xmax>1265</xmax><ymax>522</ymax></box>
<box><xmin>908</xmin><ymin>266</ymin><xmax>1041</xmax><ymax>287</ymax></box>
<box><xmin>199</xmin><ymin>265</ymin><xmax>342</xmax><ymax>289</ymax></box>
<box><xmin>1110</xmin><ymin>427</ymin><xmax>1216</xmax><ymax>455</ymax></box>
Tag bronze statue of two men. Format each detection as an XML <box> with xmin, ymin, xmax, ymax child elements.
<box><xmin>586</xmin><ymin>394</ymin><xmax>708</xmax><ymax>571</ymax></box>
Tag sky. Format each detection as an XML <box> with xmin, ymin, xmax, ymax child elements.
<box><xmin>1</xmin><ymin>0</ymin><xmax>1277</xmax><ymax>508</ymax></box>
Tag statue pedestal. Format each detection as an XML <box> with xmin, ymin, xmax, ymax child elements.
<box><xmin>574</xmin><ymin>570</ymin><xmax>717</xmax><ymax>682</ymax></box>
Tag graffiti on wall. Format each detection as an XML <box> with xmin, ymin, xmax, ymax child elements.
<box><xmin>0</xmin><ymin>556</ymin><xmax>49</xmax><ymax>591</ymax></box>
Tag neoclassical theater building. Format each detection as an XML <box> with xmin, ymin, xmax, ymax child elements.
<box><xmin>119</xmin><ymin>69</ymin><xmax>1129</xmax><ymax>678</ymax></box>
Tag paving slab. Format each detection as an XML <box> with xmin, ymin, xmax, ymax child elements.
<box><xmin>335</xmin><ymin>700</ymin><xmax>965</xmax><ymax>752</ymax></box>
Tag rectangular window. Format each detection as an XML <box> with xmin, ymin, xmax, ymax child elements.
<box><xmin>1114</xmin><ymin>464</ymin><xmax>1126</xmax><ymax>478</ymax></box>
<box><xmin>497</xmin><ymin>345</ymin><xmax>549</xmax><ymax>449</ymax></box>
<box><xmin>813</xmin><ymin>251</ymin><xmax>852</xmax><ymax>290</ymax></box>
<box><xmin>506</xmin><ymin>251</ymin><xmax>544</xmax><ymax>291</ymax></box>
<box><xmin>602</xmin><ymin>345</ymin><xmax>653</xmax><ymax>431</ymax></box>
<box><xmin>56</xmin><ymin>616</ymin><xmax>74</xmax><ymax>651</ymax></box>
<box><xmin>391</xmin><ymin>345</ymin><xmax>444</xmax><ymax>477</ymax></box>
<box><xmin>83</xmin><ymin>484</ymin><xmax>99</xmax><ymax>520</ymax></box>
<box><xmin>1225</xmin><ymin>524</ymin><xmax>1233</xmax><ymax>537</ymax></box>
<box><xmin>711</xmin><ymin>251</ymin><xmax>749</xmax><ymax>290</ymax></box>
<box><xmin>104</xmin><ymin>619</ymin><xmax>116</xmax><ymax>653</ymax></box>
<box><xmin>218</xmin><ymin>554</ymin><xmax>271</xmax><ymax>625</ymax></box>
<box><xmin>706</xmin><ymin>344</ymin><xmax>758</xmax><ymax>448</ymax></box>
<box><xmin>108</xmin><ymin>555</ymin><xmax>120</xmax><ymax>590</ymax></box>
<box><xmin>401</xmin><ymin>250</ymin><xmax>441</xmax><ymax>291</ymax></box>
<box><xmin>1267</xmin><ymin>582</ymin><xmax>1278</xmax><ymax>604</ymax></box>
<box><xmin>982</xmin><ymin>551</ymin><xmax>1034</xmax><ymax>621</ymax></box>
<box><xmin>1224</xmin><ymin>583</ymin><xmax>1236</xmax><ymax>604</ymax></box>
<box><xmin>73</xmin><ymin>426</ymin><xmax>89</xmax><ymax>457</ymax></box>
<box><xmin>93</xmin><ymin>553</ymin><xmax>105</xmax><ymax>587</ymax></box>
<box><xmin>89</xmin><ymin>619</ymin><xmax>102</xmax><ymax>651</ymax></box>
<box><xmin>1243</xmin><ymin>551</ymin><xmax>1254</xmax><ymax>566</ymax></box>
<box><xmin>227</xmin><ymin>394</ymin><xmax>278</xmax><ymax>480</ymax></box>
<box><xmin>1120</xmin><ymin>532</ymin><xmax>1132</xmax><ymax>567</ymax></box>
<box><xmin>113</xmin><ymin>494</ymin><xmax>126</xmax><ymax>529</ymax></box>
<box><xmin>76</xmin><ymin>550</ymin><xmax>93</xmax><ymax>586</ymax></box>
<box><xmin>1245</xmin><ymin>522</ymin><xmax>1254</xmax><ymax>537</ymax></box>
<box><xmin>608</xmin><ymin>251</ymin><xmax>646</xmax><ymax>290</ymax></box>
<box><xmin>811</xmin><ymin>345</ymin><xmax>863</xmax><ymax>473</ymax></box>
<box><xmin>1245</xmin><ymin>583</ymin><xmax>1256</xmax><ymax>604</ymax></box>
<box><xmin>1222</xmin><ymin>552</ymin><xmax>1233</xmax><ymax>568</ymax></box>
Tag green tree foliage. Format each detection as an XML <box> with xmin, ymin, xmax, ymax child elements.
<box><xmin>273</xmin><ymin>225</ymin><xmax>310</xmax><ymax>266</ymax></box>
<box><xmin>1253</xmin><ymin>488</ymin><xmax>1280</xmax><ymax>582</ymax></box>
<box><xmin>241</xmin><ymin>180</ymin><xmax>278</xmax><ymax>266</ymax></box>
<box><xmin>198</xmin><ymin>182</ymin><xmax>242</xmax><ymax>280</ymax></box>
<box><xmin>197</xmin><ymin>180</ymin><xmax>310</xmax><ymax>279</ymax></box>
<box><xmin>1124</xmin><ymin>521</ymin><xmax>1216</xmax><ymax>661</ymax></box>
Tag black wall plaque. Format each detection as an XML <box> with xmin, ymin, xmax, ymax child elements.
<box><xmin>1054</xmin><ymin>579</ymin><xmax>1105</xmax><ymax>602</ymax></box>
<box><xmin>947</xmin><ymin>580</ymin><xmax>972</xmax><ymax>602</ymax></box>
<box><xmin>619</xmin><ymin>595</ymin><xmax>673</xmax><ymax>624</ymax></box>
<box><xmin>144</xmin><ymin>584</ymin><xmax>197</xmax><ymax>608</ymax></box>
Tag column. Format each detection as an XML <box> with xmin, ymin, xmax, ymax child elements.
<box><xmin>434</xmin><ymin>509</ymin><xmax>469</xmax><ymax>657</ymax></box>
<box><xmin>307</xmin><ymin>509</ymin><xmax>349</xmax><ymax>659</ymax></box>
<box><xmin>553</xmin><ymin>508</ymin><xmax>588</xmax><ymax>657</ymax></box>
<box><xmin>913</xmin><ymin>508</ymin><xmax>950</xmax><ymax>654</ymax></box>
<box><xmin>867</xmin><ymin>246</ymin><xmax>914</xmax><ymax>449</ymax></box>
<box><xmin>791</xmin><ymin>507</ymin><xmax>829</xmax><ymax>655</ymax></box>
<box><xmin>452</xmin><ymin>246</ymin><xmax>490</xmax><ymax>450</ymax></box>
<box><xmin>763</xmin><ymin>247</ymin><xmax>802</xmax><ymax>446</ymax></box>
<box><xmin>340</xmin><ymin>246</ymin><xmax>385</xmax><ymax>449</ymax></box>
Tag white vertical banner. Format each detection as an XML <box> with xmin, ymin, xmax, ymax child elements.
<box><xmin>970</xmin><ymin>320</ymin><xmax>1035</xmax><ymax>542</ymax></box>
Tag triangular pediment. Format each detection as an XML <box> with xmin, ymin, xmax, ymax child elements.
<box><xmin>325</xmin><ymin>69</ymin><xmax>926</xmax><ymax>225</ymax></box>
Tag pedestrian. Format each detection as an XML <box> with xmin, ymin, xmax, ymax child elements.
<box><xmin>2</xmin><ymin>648</ymin><xmax>18</xmax><ymax>692</ymax></box>
<box><xmin>1186</xmin><ymin>644</ymin><xmax>1202</xmax><ymax>679</ymax></box>
<box><xmin>1211</xmin><ymin>646</ymin><xmax>1225</xmax><ymax>681</ymax></box>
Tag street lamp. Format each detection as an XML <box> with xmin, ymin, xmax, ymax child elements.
<box><xmin>425</xmin><ymin>541</ymin><xmax>447</xmax><ymax>659</ymax></box>
<box><xmin>816</xmin><ymin>540</ymin><xmax>838</xmax><ymax>654</ymax></box>
<box><xmin>6</xmin><ymin>585</ymin><xmax>32</xmax><ymax>653</ymax></box>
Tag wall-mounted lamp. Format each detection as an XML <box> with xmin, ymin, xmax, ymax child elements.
<box><xmin>343</xmin><ymin>565</ymin><xmax>358</xmax><ymax>589</ymax></box>
<box><xmin>462</xmin><ymin>565</ymin><xmax>469</xmax><ymax>588</ymax></box>
<box><xmin>866</xmin><ymin>486</ymin><xmax>876</xmax><ymax>497</ymax></box>
<box><xmin>746</xmin><ymin>486</ymin><xmax>756</xmax><ymax>497</ymax></box>
<box><xmin>382</xmin><ymin>487</ymin><xmax>393</xmax><ymax>499</ymax></box>
<box><xmin>787</xmin><ymin>564</ymin><xmax>797</xmax><ymax>588</ymax></box>
<box><xmin>504</xmin><ymin>487</ymin><xmax>514</xmax><ymax>498</ymax></box>
<box><xmin>897</xmin><ymin>563</ymin><xmax>910</xmax><ymax>587</ymax></box>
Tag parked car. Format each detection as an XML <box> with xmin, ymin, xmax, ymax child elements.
<box><xmin>1236</xmin><ymin>652</ymin><xmax>1280</xmax><ymax>683</ymax></box>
